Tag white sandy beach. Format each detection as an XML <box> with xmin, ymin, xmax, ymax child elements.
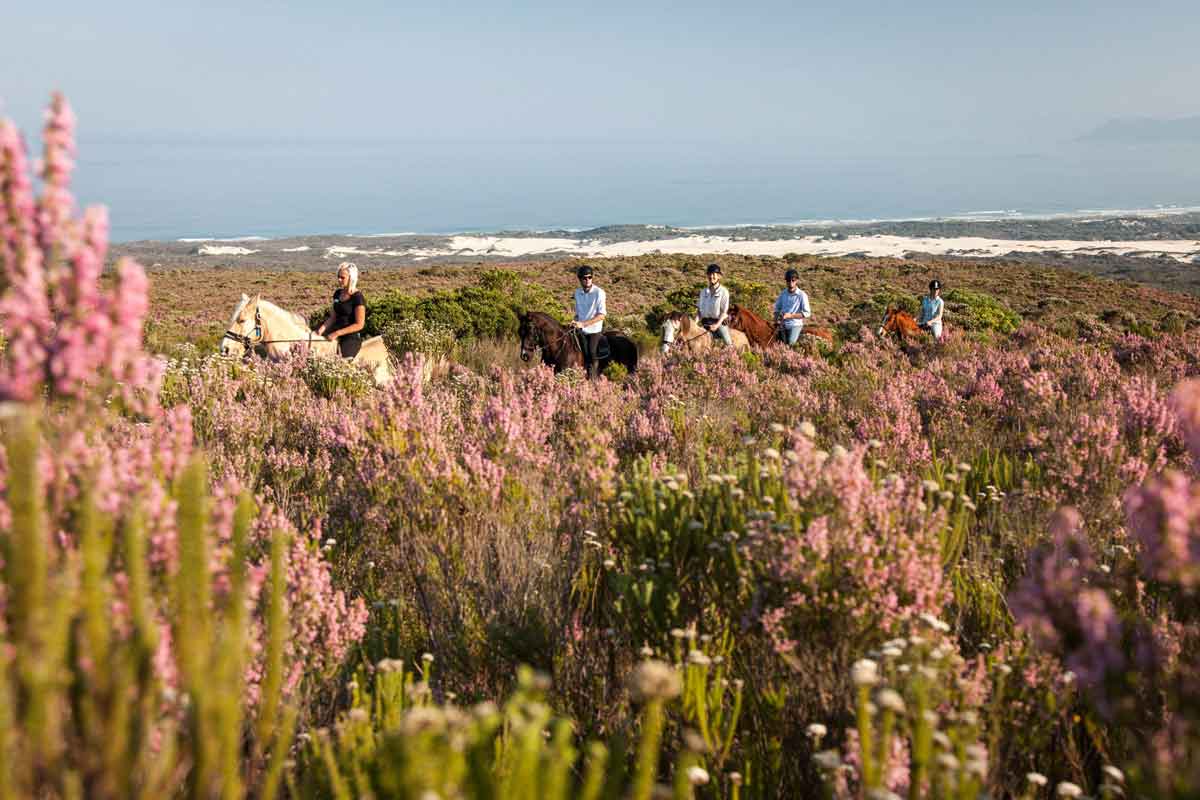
<box><xmin>303</xmin><ymin>233</ymin><xmax>1200</xmax><ymax>263</ymax></box>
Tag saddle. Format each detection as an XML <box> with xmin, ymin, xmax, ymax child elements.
<box><xmin>573</xmin><ymin>330</ymin><xmax>612</xmax><ymax>361</ymax></box>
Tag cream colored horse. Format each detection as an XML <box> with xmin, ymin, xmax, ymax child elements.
<box><xmin>220</xmin><ymin>294</ymin><xmax>394</xmax><ymax>385</ymax></box>
<box><xmin>660</xmin><ymin>311</ymin><xmax>750</xmax><ymax>355</ymax></box>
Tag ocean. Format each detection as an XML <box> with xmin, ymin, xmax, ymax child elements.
<box><xmin>72</xmin><ymin>137</ymin><xmax>1200</xmax><ymax>243</ymax></box>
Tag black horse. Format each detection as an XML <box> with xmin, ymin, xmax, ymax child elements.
<box><xmin>517</xmin><ymin>311</ymin><xmax>638</xmax><ymax>377</ymax></box>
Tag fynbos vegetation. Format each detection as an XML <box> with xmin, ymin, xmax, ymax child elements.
<box><xmin>5</xmin><ymin>94</ymin><xmax>1200</xmax><ymax>799</ymax></box>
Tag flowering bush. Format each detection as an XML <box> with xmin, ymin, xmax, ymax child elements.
<box><xmin>0</xmin><ymin>95</ymin><xmax>366</xmax><ymax>797</ymax></box>
<box><xmin>8</xmin><ymin>94</ymin><xmax>1200</xmax><ymax>798</ymax></box>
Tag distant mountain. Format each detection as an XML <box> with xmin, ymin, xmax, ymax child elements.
<box><xmin>1079</xmin><ymin>116</ymin><xmax>1200</xmax><ymax>144</ymax></box>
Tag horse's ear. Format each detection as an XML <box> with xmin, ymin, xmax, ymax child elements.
<box><xmin>241</xmin><ymin>292</ymin><xmax>249</xmax><ymax>302</ymax></box>
<box><xmin>251</xmin><ymin>293</ymin><xmax>261</xmax><ymax>307</ymax></box>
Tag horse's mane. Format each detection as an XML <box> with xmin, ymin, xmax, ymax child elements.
<box><xmin>228</xmin><ymin>295</ymin><xmax>250</xmax><ymax>326</ymax></box>
<box><xmin>731</xmin><ymin>304</ymin><xmax>769</xmax><ymax>324</ymax></box>
<box><xmin>258</xmin><ymin>298</ymin><xmax>310</xmax><ymax>329</ymax></box>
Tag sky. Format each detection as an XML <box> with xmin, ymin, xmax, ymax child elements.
<box><xmin>4</xmin><ymin>0</ymin><xmax>1200</xmax><ymax>154</ymax></box>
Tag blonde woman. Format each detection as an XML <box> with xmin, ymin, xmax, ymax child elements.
<box><xmin>315</xmin><ymin>262</ymin><xmax>366</xmax><ymax>357</ymax></box>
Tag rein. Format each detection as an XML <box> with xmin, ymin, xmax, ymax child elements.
<box><xmin>528</xmin><ymin>321</ymin><xmax>581</xmax><ymax>357</ymax></box>
<box><xmin>224</xmin><ymin>306</ymin><xmax>330</xmax><ymax>350</ymax></box>
<box><xmin>663</xmin><ymin>320</ymin><xmax>718</xmax><ymax>350</ymax></box>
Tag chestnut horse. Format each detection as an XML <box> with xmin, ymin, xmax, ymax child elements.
<box><xmin>727</xmin><ymin>304</ymin><xmax>835</xmax><ymax>347</ymax></box>
<box><xmin>518</xmin><ymin>311</ymin><xmax>638</xmax><ymax>376</ymax></box>
<box><xmin>877</xmin><ymin>306</ymin><xmax>929</xmax><ymax>342</ymax></box>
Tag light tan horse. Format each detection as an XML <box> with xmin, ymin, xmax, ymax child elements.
<box><xmin>220</xmin><ymin>294</ymin><xmax>394</xmax><ymax>385</ymax></box>
<box><xmin>660</xmin><ymin>311</ymin><xmax>750</xmax><ymax>355</ymax></box>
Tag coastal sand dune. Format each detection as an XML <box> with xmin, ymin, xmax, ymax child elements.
<box><xmin>402</xmin><ymin>233</ymin><xmax>1200</xmax><ymax>262</ymax></box>
<box><xmin>246</xmin><ymin>233</ymin><xmax>1200</xmax><ymax>264</ymax></box>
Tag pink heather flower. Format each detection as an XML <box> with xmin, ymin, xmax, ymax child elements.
<box><xmin>0</xmin><ymin>94</ymin><xmax>158</xmax><ymax>406</ymax></box>
<box><xmin>1126</xmin><ymin>471</ymin><xmax>1200</xmax><ymax>591</ymax></box>
<box><xmin>1169</xmin><ymin>379</ymin><xmax>1200</xmax><ymax>470</ymax></box>
<box><xmin>0</xmin><ymin>119</ymin><xmax>37</xmax><ymax>271</ymax></box>
<box><xmin>35</xmin><ymin>92</ymin><xmax>78</xmax><ymax>252</ymax></box>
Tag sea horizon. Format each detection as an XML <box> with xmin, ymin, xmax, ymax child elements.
<box><xmin>65</xmin><ymin>137</ymin><xmax>1200</xmax><ymax>243</ymax></box>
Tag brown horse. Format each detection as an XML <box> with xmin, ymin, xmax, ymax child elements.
<box><xmin>877</xmin><ymin>306</ymin><xmax>930</xmax><ymax>342</ymax></box>
<box><xmin>660</xmin><ymin>311</ymin><xmax>750</xmax><ymax>354</ymax></box>
<box><xmin>518</xmin><ymin>311</ymin><xmax>638</xmax><ymax>376</ymax></box>
<box><xmin>727</xmin><ymin>304</ymin><xmax>835</xmax><ymax>347</ymax></box>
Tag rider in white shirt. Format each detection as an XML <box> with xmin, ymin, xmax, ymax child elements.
<box><xmin>698</xmin><ymin>263</ymin><xmax>733</xmax><ymax>346</ymax></box>
<box><xmin>572</xmin><ymin>264</ymin><xmax>607</xmax><ymax>378</ymax></box>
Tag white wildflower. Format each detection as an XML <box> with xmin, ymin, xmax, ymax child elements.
<box><xmin>877</xmin><ymin>688</ymin><xmax>906</xmax><ymax>713</ymax></box>
<box><xmin>851</xmin><ymin>659</ymin><xmax>879</xmax><ymax>687</ymax></box>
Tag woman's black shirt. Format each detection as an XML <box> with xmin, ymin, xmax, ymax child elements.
<box><xmin>332</xmin><ymin>290</ymin><xmax>365</xmax><ymax>357</ymax></box>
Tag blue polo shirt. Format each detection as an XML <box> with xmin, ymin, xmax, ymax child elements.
<box><xmin>774</xmin><ymin>288</ymin><xmax>811</xmax><ymax>330</ymax></box>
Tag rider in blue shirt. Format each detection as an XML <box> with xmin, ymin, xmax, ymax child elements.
<box><xmin>918</xmin><ymin>279</ymin><xmax>945</xmax><ymax>339</ymax></box>
<box><xmin>773</xmin><ymin>268</ymin><xmax>812</xmax><ymax>346</ymax></box>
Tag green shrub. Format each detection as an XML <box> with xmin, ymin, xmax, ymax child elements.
<box><xmin>367</xmin><ymin>272</ymin><xmax>569</xmax><ymax>344</ymax></box>
<box><xmin>943</xmin><ymin>288</ymin><xmax>1022</xmax><ymax>334</ymax></box>
<box><xmin>1159</xmin><ymin>310</ymin><xmax>1196</xmax><ymax>335</ymax></box>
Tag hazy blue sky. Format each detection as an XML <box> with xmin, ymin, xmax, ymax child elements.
<box><xmin>4</xmin><ymin>0</ymin><xmax>1199</xmax><ymax>153</ymax></box>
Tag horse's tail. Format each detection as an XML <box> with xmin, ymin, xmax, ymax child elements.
<box><xmin>610</xmin><ymin>333</ymin><xmax>639</xmax><ymax>373</ymax></box>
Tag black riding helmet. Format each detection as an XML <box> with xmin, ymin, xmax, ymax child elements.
<box><xmin>785</xmin><ymin>268</ymin><xmax>799</xmax><ymax>281</ymax></box>
<box><xmin>577</xmin><ymin>265</ymin><xmax>594</xmax><ymax>280</ymax></box>
<box><xmin>706</xmin><ymin>263</ymin><xmax>722</xmax><ymax>276</ymax></box>
<box><xmin>929</xmin><ymin>279</ymin><xmax>942</xmax><ymax>291</ymax></box>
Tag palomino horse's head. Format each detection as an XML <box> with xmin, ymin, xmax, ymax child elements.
<box><xmin>221</xmin><ymin>293</ymin><xmax>262</xmax><ymax>358</ymax></box>
<box><xmin>660</xmin><ymin>311</ymin><xmax>685</xmax><ymax>354</ymax></box>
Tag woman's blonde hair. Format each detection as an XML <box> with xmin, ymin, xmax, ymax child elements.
<box><xmin>338</xmin><ymin>261</ymin><xmax>359</xmax><ymax>293</ymax></box>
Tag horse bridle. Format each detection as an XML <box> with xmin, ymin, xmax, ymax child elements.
<box><xmin>522</xmin><ymin>321</ymin><xmax>581</xmax><ymax>359</ymax></box>
<box><xmin>223</xmin><ymin>306</ymin><xmax>323</xmax><ymax>353</ymax></box>
<box><xmin>663</xmin><ymin>316</ymin><xmax>727</xmax><ymax>350</ymax></box>
<box><xmin>224</xmin><ymin>306</ymin><xmax>264</xmax><ymax>350</ymax></box>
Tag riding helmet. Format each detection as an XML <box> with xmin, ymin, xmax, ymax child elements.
<box><xmin>706</xmin><ymin>263</ymin><xmax>722</xmax><ymax>276</ymax></box>
<box><xmin>929</xmin><ymin>279</ymin><xmax>941</xmax><ymax>291</ymax></box>
<box><xmin>577</xmin><ymin>265</ymin><xmax>594</xmax><ymax>280</ymax></box>
<box><xmin>784</xmin><ymin>268</ymin><xmax>799</xmax><ymax>281</ymax></box>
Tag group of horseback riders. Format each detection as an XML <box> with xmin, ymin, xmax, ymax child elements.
<box><xmin>312</xmin><ymin>259</ymin><xmax>946</xmax><ymax>381</ymax></box>
<box><xmin>571</xmin><ymin>261</ymin><xmax>946</xmax><ymax>378</ymax></box>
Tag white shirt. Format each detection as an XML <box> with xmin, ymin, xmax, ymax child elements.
<box><xmin>698</xmin><ymin>285</ymin><xmax>730</xmax><ymax>321</ymax></box>
<box><xmin>574</xmin><ymin>285</ymin><xmax>606</xmax><ymax>334</ymax></box>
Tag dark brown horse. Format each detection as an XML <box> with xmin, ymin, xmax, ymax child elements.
<box><xmin>727</xmin><ymin>304</ymin><xmax>835</xmax><ymax>347</ymax></box>
<box><xmin>877</xmin><ymin>306</ymin><xmax>929</xmax><ymax>343</ymax></box>
<box><xmin>518</xmin><ymin>311</ymin><xmax>638</xmax><ymax>377</ymax></box>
